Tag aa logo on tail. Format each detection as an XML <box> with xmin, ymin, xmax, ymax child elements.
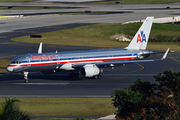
<box><xmin>137</xmin><ymin>30</ymin><xmax>146</xmax><ymax>43</ymax></box>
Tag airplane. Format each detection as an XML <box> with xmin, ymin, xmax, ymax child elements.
<box><xmin>6</xmin><ymin>16</ymin><xmax>170</xmax><ymax>83</ymax></box>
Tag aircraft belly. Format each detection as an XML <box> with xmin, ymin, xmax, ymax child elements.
<box><xmin>13</xmin><ymin>66</ymin><xmax>28</xmax><ymax>72</ymax></box>
<box><xmin>24</xmin><ymin>64</ymin><xmax>62</xmax><ymax>72</ymax></box>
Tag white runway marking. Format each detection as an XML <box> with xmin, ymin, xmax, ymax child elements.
<box><xmin>119</xmin><ymin>74</ymin><xmax>157</xmax><ymax>76</ymax></box>
<box><xmin>14</xmin><ymin>83</ymin><xmax>69</xmax><ymax>85</ymax></box>
<box><xmin>105</xmin><ymin>74</ymin><xmax>156</xmax><ymax>76</ymax></box>
<box><xmin>41</xmin><ymin>0</ymin><xmax>101</xmax><ymax>2</ymax></box>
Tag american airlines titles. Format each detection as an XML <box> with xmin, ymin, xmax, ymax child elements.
<box><xmin>31</xmin><ymin>55</ymin><xmax>56</xmax><ymax>60</ymax></box>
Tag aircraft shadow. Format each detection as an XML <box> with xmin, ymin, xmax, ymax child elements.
<box><xmin>0</xmin><ymin>72</ymin><xmax>93</xmax><ymax>83</ymax></box>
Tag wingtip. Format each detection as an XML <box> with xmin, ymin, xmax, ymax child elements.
<box><xmin>38</xmin><ymin>42</ymin><xmax>42</xmax><ymax>54</ymax></box>
<box><xmin>161</xmin><ymin>48</ymin><xmax>170</xmax><ymax>60</ymax></box>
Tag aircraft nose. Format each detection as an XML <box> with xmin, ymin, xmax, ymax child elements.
<box><xmin>6</xmin><ymin>66</ymin><xmax>13</xmax><ymax>72</ymax></box>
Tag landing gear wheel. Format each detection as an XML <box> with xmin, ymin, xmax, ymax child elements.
<box><xmin>24</xmin><ymin>79</ymin><xmax>28</xmax><ymax>83</ymax></box>
<box><xmin>24</xmin><ymin>72</ymin><xmax>29</xmax><ymax>83</ymax></box>
<box><xmin>94</xmin><ymin>75</ymin><xmax>102</xmax><ymax>79</ymax></box>
<box><xmin>98</xmin><ymin>75</ymin><xmax>102</xmax><ymax>79</ymax></box>
<box><xmin>94</xmin><ymin>75</ymin><xmax>98</xmax><ymax>79</ymax></box>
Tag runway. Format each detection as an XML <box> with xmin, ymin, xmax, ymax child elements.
<box><xmin>0</xmin><ymin>2</ymin><xmax>180</xmax><ymax>97</ymax></box>
<box><xmin>0</xmin><ymin>2</ymin><xmax>180</xmax><ymax>33</ymax></box>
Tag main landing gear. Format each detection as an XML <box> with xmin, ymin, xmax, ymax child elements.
<box><xmin>93</xmin><ymin>75</ymin><xmax>102</xmax><ymax>79</ymax></box>
<box><xmin>24</xmin><ymin>72</ymin><xmax>28</xmax><ymax>83</ymax></box>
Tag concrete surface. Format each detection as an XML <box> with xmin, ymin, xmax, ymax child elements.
<box><xmin>98</xmin><ymin>114</ymin><xmax>116</xmax><ymax>120</ymax></box>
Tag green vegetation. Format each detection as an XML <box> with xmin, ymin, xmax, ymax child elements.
<box><xmin>0</xmin><ymin>97</ymin><xmax>115</xmax><ymax>116</ymax></box>
<box><xmin>32</xmin><ymin>118</ymin><xmax>93</xmax><ymax>120</ymax></box>
<box><xmin>0</xmin><ymin>98</ymin><xmax>30</xmax><ymax>120</ymax></box>
<box><xmin>112</xmin><ymin>69</ymin><xmax>180</xmax><ymax>120</ymax></box>
<box><xmin>32</xmin><ymin>118</ymin><xmax>97</xmax><ymax>120</ymax></box>
<box><xmin>59</xmin><ymin>12</ymin><xmax>108</xmax><ymax>15</ymax></box>
<box><xmin>12</xmin><ymin>23</ymin><xmax>180</xmax><ymax>52</ymax></box>
<box><xmin>0</xmin><ymin>0</ymin><xmax>33</xmax><ymax>2</ymax></box>
<box><xmin>0</xmin><ymin>6</ymin><xmax>64</xmax><ymax>10</ymax></box>
<box><xmin>0</xmin><ymin>59</ymin><xmax>11</xmax><ymax>73</ymax></box>
<box><xmin>86</xmin><ymin>0</ymin><xmax>180</xmax><ymax>4</ymax></box>
<box><xmin>0</xmin><ymin>0</ymin><xmax>179</xmax><ymax>4</ymax></box>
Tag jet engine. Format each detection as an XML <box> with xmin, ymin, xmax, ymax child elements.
<box><xmin>79</xmin><ymin>64</ymin><xmax>102</xmax><ymax>77</ymax></box>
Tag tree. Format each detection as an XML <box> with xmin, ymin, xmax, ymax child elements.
<box><xmin>155</xmin><ymin>69</ymin><xmax>180</xmax><ymax>96</ymax></box>
<box><xmin>112</xmin><ymin>87</ymin><xmax>143</xmax><ymax>118</ymax></box>
<box><xmin>0</xmin><ymin>98</ymin><xmax>30</xmax><ymax>120</ymax></box>
<box><xmin>112</xmin><ymin>69</ymin><xmax>180</xmax><ymax>120</ymax></box>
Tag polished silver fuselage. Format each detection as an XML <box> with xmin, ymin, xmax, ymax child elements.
<box><xmin>6</xmin><ymin>48</ymin><xmax>151</xmax><ymax>73</ymax></box>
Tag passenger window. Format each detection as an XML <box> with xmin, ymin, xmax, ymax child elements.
<box><xmin>11</xmin><ymin>61</ymin><xmax>21</xmax><ymax>64</ymax></box>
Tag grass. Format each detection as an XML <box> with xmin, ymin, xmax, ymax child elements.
<box><xmin>0</xmin><ymin>97</ymin><xmax>116</xmax><ymax>117</ymax></box>
<box><xmin>32</xmin><ymin>118</ymin><xmax>84</xmax><ymax>120</ymax></box>
<box><xmin>0</xmin><ymin>0</ymin><xmax>34</xmax><ymax>2</ymax></box>
<box><xmin>32</xmin><ymin>118</ymin><xmax>73</xmax><ymax>120</ymax></box>
<box><xmin>0</xmin><ymin>59</ymin><xmax>10</xmax><ymax>73</ymax></box>
<box><xmin>84</xmin><ymin>0</ymin><xmax>180</xmax><ymax>4</ymax></box>
<box><xmin>32</xmin><ymin>118</ymin><xmax>96</xmax><ymax>120</ymax></box>
<box><xmin>0</xmin><ymin>6</ymin><xmax>65</xmax><ymax>10</ymax></box>
<box><xmin>12</xmin><ymin>23</ymin><xmax>180</xmax><ymax>52</ymax></box>
<box><xmin>59</xmin><ymin>12</ymin><xmax>108</xmax><ymax>15</ymax></box>
<box><xmin>0</xmin><ymin>0</ymin><xmax>179</xmax><ymax>4</ymax></box>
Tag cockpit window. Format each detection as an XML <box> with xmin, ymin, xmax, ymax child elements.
<box><xmin>11</xmin><ymin>61</ymin><xmax>21</xmax><ymax>64</ymax></box>
<box><xmin>11</xmin><ymin>61</ymin><xmax>15</xmax><ymax>64</ymax></box>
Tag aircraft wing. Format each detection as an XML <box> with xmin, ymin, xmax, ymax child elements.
<box><xmin>89</xmin><ymin>59</ymin><xmax>160</xmax><ymax>67</ymax></box>
<box><xmin>73</xmin><ymin>59</ymin><xmax>159</xmax><ymax>68</ymax></box>
<box><xmin>72</xmin><ymin>48</ymin><xmax>169</xmax><ymax>68</ymax></box>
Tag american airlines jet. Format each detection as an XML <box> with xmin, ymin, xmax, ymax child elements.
<box><xmin>6</xmin><ymin>17</ymin><xmax>169</xmax><ymax>83</ymax></box>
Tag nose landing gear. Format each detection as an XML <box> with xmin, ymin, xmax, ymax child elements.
<box><xmin>24</xmin><ymin>72</ymin><xmax>28</xmax><ymax>83</ymax></box>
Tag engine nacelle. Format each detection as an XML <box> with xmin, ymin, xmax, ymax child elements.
<box><xmin>79</xmin><ymin>64</ymin><xmax>101</xmax><ymax>77</ymax></box>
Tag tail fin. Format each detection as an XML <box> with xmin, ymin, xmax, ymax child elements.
<box><xmin>125</xmin><ymin>17</ymin><xmax>154</xmax><ymax>50</ymax></box>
